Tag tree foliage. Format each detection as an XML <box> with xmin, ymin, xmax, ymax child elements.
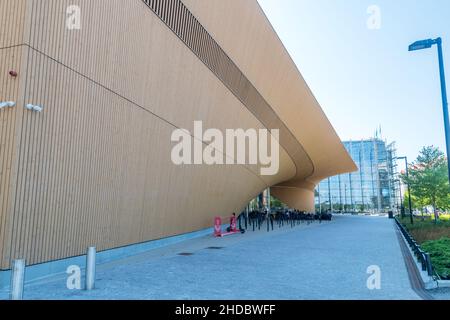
<box><xmin>401</xmin><ymin>146</ymin><xmax>450</xmax><ymax>212</ymax></box>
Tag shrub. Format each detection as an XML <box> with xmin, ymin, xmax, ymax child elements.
<box><xmin>421</xmin><ymin>238</ymin><xmax>450</xmax><ymax>280</ymax></box>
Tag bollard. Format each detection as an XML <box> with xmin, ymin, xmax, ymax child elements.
<box><xmin>86</xmin><ymin>247</ymin><xmax>96</xmax><ymax>290</ymax></box>
<box><xmin>10</xmin><ymin>259</ymin><xmax>25</xmax><ymax>300</ymax></box>
<box><xmin>425</xmin><ymin>253</ymin><xmax>434</xmax><ymax>277</ymax></box>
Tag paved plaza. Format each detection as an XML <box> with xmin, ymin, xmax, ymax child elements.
<box><xmin>0</xmin><ymin>216</ymin><xmax>425</xmax><ymax>300</ymax></box>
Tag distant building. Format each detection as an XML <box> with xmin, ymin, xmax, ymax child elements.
<box><xmin>316</xmin><ymin>139</ymin><xmax>399</xmax><ymax>213</ymax></box>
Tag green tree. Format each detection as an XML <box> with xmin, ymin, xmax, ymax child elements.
<box><xmin>437</xmin><ymin>192</ymin><xmax>450</xmax><ymax>210</ymax></box>
<box><xmin>403</xmin><ymin>190</ymin><xmax>428</xmax><ymax>212</ymax></box>
<box><xmin>401</xmin><ymin>146</ymin><xmax>449</xmax><ymax>222</ymax></box>
<box><xmin>270</xmin><ymin>196</ymin><xmax>286</xmax><ymax>209</ymax></box>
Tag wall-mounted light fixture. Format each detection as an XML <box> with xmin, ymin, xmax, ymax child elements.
<box><xmin>0</xmin><ymin>101</ymin><xmax>16</xmax><ymax>109</ymax></box>
<box><xmin>25</xmin><ymin>104</ymin><xmax>43</xmax><ymax>112</ymax></box>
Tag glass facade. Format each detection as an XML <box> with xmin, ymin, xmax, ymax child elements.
<box><xmin>316</xmin><ymin>139</ymin><xmax>398</xmax><ymax>213</ymax></box>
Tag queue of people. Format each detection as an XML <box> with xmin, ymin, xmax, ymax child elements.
<box><xmin>236</xmin><ymin>208</ymin><xmax>333</xmax><ymax>232</ymax></box>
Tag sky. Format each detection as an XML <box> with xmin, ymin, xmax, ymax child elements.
<box><xmin>258</xmin><ymin>0</ymin><xmax>450</xmax><ymax>163</ymax></box>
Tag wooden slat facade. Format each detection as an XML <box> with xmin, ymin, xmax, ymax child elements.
<box><xmin>0</xmin><ymin>0</ymin><xmax>356</xmax><ymax>269</ymax></box>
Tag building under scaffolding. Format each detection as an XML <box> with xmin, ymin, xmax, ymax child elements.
<box><xmin>316</xmin><ymin>138</ymin><xmax>400</xmax><ymax>213</ymax></box>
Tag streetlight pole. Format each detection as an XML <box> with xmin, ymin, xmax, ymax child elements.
<box><xmin>396</xmin><ymin>179</ymin><xmax>404</xmax><ymax>219</ymax></box>
<box><xmin>409</xmin><ymin>37</ymin><xmax>450</xmax><ymax>185</ymax></box>
<box><xmin>318</xmin><ymin>184</ymin><xmax>322</xmax><ymax>214</ymax></box>
<box><xmin>328</xmin><ymin>177</ymin><xmax>332</xmax><ymax>212</ymax></box>
<box><xmin>436</xmin><ymin>38</ymin><xmax>450</xmax><ymax>185</ymax></box>
<box><xmin>398</xmin><ymin>156</ymin><xmax>413</xmax><ymax>224</ymax></box>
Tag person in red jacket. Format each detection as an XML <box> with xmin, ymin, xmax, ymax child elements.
<box><xmin>226</xmin><ymin>213</ymin><xmax>246</xmax><ymax>234</ymax></box>
<box><xmin>228</xmin><ymin>213</ymin><xmax>237</xmax><ymax>232</ymax></box>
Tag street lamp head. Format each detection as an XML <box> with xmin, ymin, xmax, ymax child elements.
<box><xmin>409</xmin><ymin>39</ymin><xmax>436</xmax><ymax>52</ymax></box>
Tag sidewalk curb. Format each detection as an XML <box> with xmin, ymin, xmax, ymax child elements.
<box><xmin>394</xmin><ymin>221</ymin><xmax>438</xmax><ymax>296</ymax></box>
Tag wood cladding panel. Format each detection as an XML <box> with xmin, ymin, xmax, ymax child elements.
<box><xmin>1</xmin><ymin>1</ymin><xmax>299</xmax><ymax>268</ymax></box>
<box><xmin>18</xmin><ymin>0</ymin><xmax>272</xmax><ymax>165</ymax></box>
<box><xmin>18</xmin><ymin>0</ymin><xmax>311</xmax><ymax>181</ymax></box>
<box><xmin>0</xmin><ymin>0</ymin><xmax>30</xmax><ymax>269</ymax></box>
<box><xmin>181</xmin><ymin>0</ymin><xmax>357</xmax><ymax>182</ymax></box>
<box><xmin>0</xmin><ymin>47</ymin><xmax>25</xmax><ymax>270</ymax></box>
<box><xmin>0</xmin><ymin>0</ymin><xmax>27</xmax><ymax>48</ymax></box>
<box><xmin>142</xmin><ymin>0</ymin><xmax>314</xmax><ymax>181</ymax></box>
<box><xmin>4</xmin><ymin>49</ymin><xmax>290</xmax><ymax>267</ymax></box>
<box><xmin>0</xmin><ymin>0</ymin><xmax>355</xmax><ymax>268</ymax></box>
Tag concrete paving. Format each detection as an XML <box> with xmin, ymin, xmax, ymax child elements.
<box><xmin>0</xmin><ymin>215</ymin><xmax>422</xmax><ymax>300</ymax></box>
<box><xmin>430</xmin><ymin>288</ymin><xmax>450</xmax><ymax>300</ymax></box>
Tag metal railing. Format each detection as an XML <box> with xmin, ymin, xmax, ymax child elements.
<box><xmin>395</xmin><ymin>218</ymin><xmax>434</xmax><ymax>277</ymax></box>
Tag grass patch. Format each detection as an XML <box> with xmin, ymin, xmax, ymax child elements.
<box><xmin>399</xmin><ymin>216</ymin><xmax>450</xmax><ymax>244</ymax></box>
<box><xmin>398</xmin><ymin>216</ymin><xmax>450</xmax><ymax>279</ymax></box>
<box><xmin>421</xmin><ymin>238</ymin><xmax>450</xmax><ymax>280</ymax></box>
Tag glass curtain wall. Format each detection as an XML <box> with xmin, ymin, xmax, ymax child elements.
<box><xmin>316</xmin><ymin>139</ymin><xmax>398</xmax><ymax>213</ymax></box>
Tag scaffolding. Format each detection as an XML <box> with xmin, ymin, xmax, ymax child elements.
<box><xmin>387</xmin><ymin>142</ymin><xmax>402</xmax><ymax>213</ymax></box>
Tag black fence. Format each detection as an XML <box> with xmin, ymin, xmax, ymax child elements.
<box><xmin>395</xmin><ymin>218</ymin><xmax>434</xmax><ymax>277</ymax></box>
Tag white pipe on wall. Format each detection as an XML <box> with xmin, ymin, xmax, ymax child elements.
<box><xmin>25</xmin><ymin>104</ymin><xmax>43</xmax><ymax>112</ymax></box>
<box><xmin>0</xmin><ymin>101</ymin><xmax>16</xmax><ymax>109</ymax></box>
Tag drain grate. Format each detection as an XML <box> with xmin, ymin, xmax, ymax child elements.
<box><xmin>206</xmin><ymin>247</ymin><xmax>224</xmax><ymax>250</ymax></box>
<box><xmin>178</xmin><ymin>252</ymin><xmax>194</xmax><ymax>256</ymax></box>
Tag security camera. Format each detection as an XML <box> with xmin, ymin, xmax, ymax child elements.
<box><xmin>0</xmin><ymin>101</ymin><xmax>16</xmax><ymax>109</ymax></box>
<box><xmin>26</xmin><ymin>104</ymin><xmax>43</xmax><ymax>112</ymax></box>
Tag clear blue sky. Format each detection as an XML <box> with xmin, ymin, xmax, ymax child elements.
<box><xmin>258</xmin><ymin>0</ymin><xmax>450</xmax><ymax>162</ymax></box>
